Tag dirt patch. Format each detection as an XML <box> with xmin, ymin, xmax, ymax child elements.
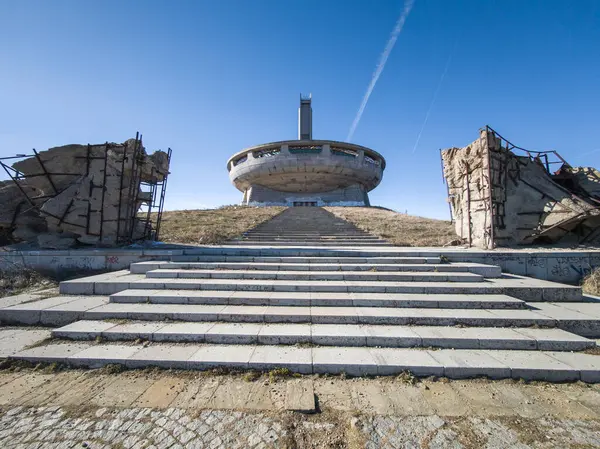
<box><xmin>325</xmin><ymin>206</ymin><xmax>457</xmax><ymax>247</ymax></box>
<box><xmin>0</xmin><ymin>268</ymin><xmax>58</xmax><ymax>298</ymax></box>
<box><xmin>153</xmin><ymin>206</ymin><xmax>286</xmax><ymax>245</ymax></box>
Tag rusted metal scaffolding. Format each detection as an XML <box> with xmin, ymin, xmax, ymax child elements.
<box><xmin>0</xmin><ymin>132</ymin><xmax>171</xmax><ymax>245</ymax></box>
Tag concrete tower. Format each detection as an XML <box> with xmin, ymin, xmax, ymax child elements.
<box><xmin>228</xmin><ymin>95</ymin><xmax>385</xmax><ymax>207</ymax></box>
<box><xmin>298</xmin><ymin>94</ymin><xmax>312</xmax><ymax>140</ymax></box>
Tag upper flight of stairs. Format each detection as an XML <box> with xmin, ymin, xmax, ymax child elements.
<box><xmin>3</xmin><ymin>207</ymin><xmax>600</xmax><ymax>382</ymax></box>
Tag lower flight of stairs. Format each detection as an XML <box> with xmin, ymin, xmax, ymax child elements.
<box><xmin>3</xmin><ymin>208</ymin><xmax>600</xmax><ymax>382</ymax></box>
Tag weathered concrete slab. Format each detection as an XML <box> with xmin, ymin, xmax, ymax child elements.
<box><xmin>284</xmin><ymin>379</ymin><xmax>316</xmax><ymax>413</ymax></box>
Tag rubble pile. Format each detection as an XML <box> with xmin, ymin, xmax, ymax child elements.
<box><xmin>441</xmin><ymin>128</ymin><xmax>600</xmax><ymax>249</ymax></box>
<box><xmin>0</xmin><ymin>138</ymin><xmax>169</xmax><ymax>249</ymax></box>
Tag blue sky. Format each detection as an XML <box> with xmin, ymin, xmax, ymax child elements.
<box><xmin>1</xmin><ymin>0</ymin><xmax>599</xmax><ymax>219</ymax></box>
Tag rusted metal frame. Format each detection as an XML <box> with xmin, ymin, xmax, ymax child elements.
<box><xmin>0</xmin><ymin>162</ymin><xmax>36</xmax><ymax>208</ymax></box>
<box><xmin>465</xmin><ymin>164</ymin><xmax>472</xmax><ymax>247</ymax></box>
<box><xmin>127</xmin><ymin>133</ymin><xmax>143</xmax><ymax>242</ymax></box>
<box><xmin>57</xmin><ymin>199</ymin><xmax>75</xmax><ymax>225</ymax></box>
<box><xmin>439</xmin><ymin>149</ymin><xmax>454</xmax><ymax>223</ymax></box>
<box><xmin>9</xmin><ymin>201</ymin><xmax>25</xmax><ymax>228</ymax></box>
<box><xmin>154</xmin><ymin>148</ymin><xmax>172</xmax><ymax>241</ymax></box>
<box><xmin>32</xmin><ymin>149</ymin><xmax>58</xmax><ymax>195</ymax></box>
<box><xmin>86</xmin><ymin>201</ymin><xmax>92</xmax><ymax>234</ymax></box>
<box><xmin>484</xmin><ymin>142</ymin><xmax>495</xmax><ymax>249</ymax></box>
<box><xmin>141</xmin><ymin>167</ymin><xmax>156</xmax><ymax>240</ymax></box>
<box><xmin>98</xmin><ymin>142</ymin><xmax>109</xmax><ymax>240</ymax></box>
<box><xmin>115</xmin><ymin>141</ymin><xmax>128</xmax><ymax>245</ymax></box>
<box><xmin>38</xmin><ymin>208</ymin><xmax>88</xmax><ymax>230</ymax></box>
<box><xmin>581</xmin><ymin>226</ymin><xmax>600</xmax><ymax>243</ymax></box>
<box><xmin>0</xmin><ymin>154</ymin><xmax>33</xmax><ymax>161</ymax></box>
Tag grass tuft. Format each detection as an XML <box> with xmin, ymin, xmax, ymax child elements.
<box><xmin>582</xmin><ymin>268</ymin><xmax>600</xmax><ymax>296</ymax></box>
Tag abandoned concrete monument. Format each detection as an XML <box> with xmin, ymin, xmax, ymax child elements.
<box><xmin>442</xmin><ymin>126</ymin><xmax>600</xmax><ymax>249</ymax></box>
<box><xmin>0</xmin><ymin>135</ymin><xmax>171</xmax><ymax>249</ymax></box>
<box><xmin>227</xmin><ymin>95</ymin><xmax>386</xmax><ymax>206</ymax></box>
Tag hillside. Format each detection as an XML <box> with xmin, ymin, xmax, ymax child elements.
<box><xmin>157</xmin><ymin>206</ymin><xmax>457</xmax><ymax>247</ymax></box>
<box><xmin>156</xmin><ymin>206</ymin><xmax>285</xmax><ymax>244</ymax></box>
<box><xmin>325</xmin><ymin>207</ymin><xmax>457</xmax><ymax>247</ymax></box>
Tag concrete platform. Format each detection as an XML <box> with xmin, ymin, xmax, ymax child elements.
<box><xmin>9</xmin><ymin>342</ymin><xmax>600</xmax><ymax>381</ymax></box>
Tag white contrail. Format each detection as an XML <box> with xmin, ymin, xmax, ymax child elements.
<box><xmin>347</xmin><ymin>0</ymin><xmax>415</xmax><ymax>142</ymax></box>
<box><xmin>411</xmin><ymin>49</ymin><xmax>454</xmax><ymax>153</ymax></box>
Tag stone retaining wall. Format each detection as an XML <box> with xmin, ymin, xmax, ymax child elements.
<box><xmin>1</xmin><ymin>247</ymin><xmax>598</xmax><ymax>284</ymax></box>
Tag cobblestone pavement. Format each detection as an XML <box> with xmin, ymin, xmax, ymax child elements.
<box><xmin>2</xmin><ymin>405</ymin><xmax>600</xmax><ymax>449</ymax></box>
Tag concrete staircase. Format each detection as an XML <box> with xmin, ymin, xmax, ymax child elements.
<box><xmin>4</xmin><ymin>208</ymin><xmax>600</xmax><ymax>381</ymax></box>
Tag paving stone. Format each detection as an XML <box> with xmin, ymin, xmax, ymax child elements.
<box><xmin>151</xmin><ymin>322</ymin><xmax>216</xmax><ymax>342</ymax></box>
<box><xmin>370</xmin><ymin>348</ymin><xmax>443</xmax><ymax>376</ymax></box>
<box><xmin>0</xmin><ymin>296</ymin><xmax>81</xmax><ymax>325</ymax></box>
<box><xmin>188</xmin><ymin>345</ymin><xmax>255</xmax><ymax>370</ymax></box>
<box><xmin>311</xmin><ymin>324</ymin><xmax>366</xmax><ymax>346</ymax></box>
<box><xmin>248</xmin><ymin>346</ymin><xmax>312</xmax><ymax>374</ymax></box>
<box><xmin>102</xmin><ymin>322</ymin><xmax>167</xmax><ymax>340</ymax></box>
<box><xmin>430</xmin><ymin>350</ymin><xmax>511</xmax><ymax>379</ymax></box>
<box><xmin>0</xmin><ymin>329</ymin><xmax>52</xmax><ymax>357</ymax></box>
<box><xmin>13</xmin><ymin>342</ymin><xmax>92</xmax><ymax>363</ymax></box>
<box><xmin>546</xmin><ymin>352</ymin><xmax>600</xmax><ymax>383</ymax></box>
<box><xmin>312</xmin><ymin>347</ymin><xmax>378</xmax><ymax>376</ymax></box>
<box><xmin>125</xmin><ymin>345</ymin><xmax>198</xmax><ymax>369</ymax></box>
<box><xmin>40</xmin><ymin>297</ymin><xmax>109</xmax><ymax>326</ymax></box>
<box><xmin>52</xmin><ymin>321</ymin><xmax>117</xmax><ymax>340</ymax></box>
<box><xmin>205</xmin><ymin>323</ymin><xmax>263</xmax><ymax>344</ymax></box>
<box><xmin>67</xmin><ymin>344</ymin><xmax>141</xmax><ymax>368</ymax></box>
<box><xmin>363</xmin><ymin>325</ymin><xmax>422</xmax><ymax>347</ymax></box>
<box><xmin>257</xmin><ymin>323</ymin><xmax>311</xmax><ymax>345</ymax></box>
<box><xmin>483</xmin><ymin>350</ymin><xmax>580</xmax><ymax>382</ymax></box>
<box><xmin>284</xmin><ymin>380</ymin><xmax>316</xmax><ymax>413</ymax></box>
<box><xmin>514</xmin><ymin>328</ymin><xmax>594</xmax><ymax>351</ymax></box>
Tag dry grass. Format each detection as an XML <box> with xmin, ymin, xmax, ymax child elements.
<box><xmin>0</xmin><ymin>267</ymin><xmax>57</xmax><ymax>298</ymax></box>
<box><xmin>325</xmin><ymin>207</ymin><xmax>458</xmax><ymax>247</ymax></box>
<box><xmin>582</xmin><ymin>268</ymin><xmax>600</xmax><ymax>296</ymax></box>
<box><xmin>156</xmin><ymin>206</ymin><xmax>286</xmax><ymax>245</ymax></box>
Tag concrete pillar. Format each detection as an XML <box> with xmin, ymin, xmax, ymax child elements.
<box><xmin>323</xmin><ymin>144</ymin><xmax>331</xmax><ymax>155</ymax></box>
<box><xmin>358</xmin><ymin>150</ymin><xmax>365</xmax><ymax>164</ymax></box>
<box><xmin>280</xmin><ymin>144</ymin><xmax>290</xmax><ymax>155</ymax></box>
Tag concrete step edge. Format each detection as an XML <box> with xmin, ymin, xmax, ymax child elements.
<box><xmin>10</xmin><ymin>343</ymin><xmax>600</xmax><ymax>381</ymax></box>
<box><xmin>51</xmin><ymin>320</ymin><xmax>594</xmax><ymax>351</ymax></box>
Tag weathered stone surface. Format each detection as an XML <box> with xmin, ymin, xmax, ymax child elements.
<box><xmin>1</xmin><ymin>138</ymin><xmax>170</xmax><ymax>248</ymax></box>
<box><xmin>442</xmin><ymin>128</ymin><xmax>600</xmax><ymax>248</ymax></box>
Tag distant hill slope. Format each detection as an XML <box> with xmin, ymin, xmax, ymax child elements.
<box><xmin>325</xmin><ymin>207</ymin><xmax>457</xmax><ymax>247</ymax></box>
<box><xmin>157</xmin><ymin>206</ymin><xmax>285</xmax><ymax>244</ymax></box>
<box><xmin>157</xmin><ymin>206</ymin><xmax>457</xmax><ymax>247</ymax></box>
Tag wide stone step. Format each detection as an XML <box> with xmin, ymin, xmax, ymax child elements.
<box><xmin>238</xmin><ymin>237</ymin><xmax>384</xmax><ymax>241</ymax></box>
<box><xmin>168</xmin><ymin>256</ymin><xmax>443</xmax><ymax>264</ymax></box>
<box><xmin>179</xmin><ymin>249</ymin><xmax>430</xmax><ymax>257</ymax></box>
<box><xmin>143</xmin><ymin>269</ymin><xmax>486</xmax><ymax>283</ymax></box>
<box><xmin>222</xmin><ymin>241</ymin><xmax>394</xmax><ymax>246</ymax></box>
<box><xmin>242</xmin><ymin>234</ymin><xmax>374</xmax><ymax>238</ymax></box>
<box><xmin>59</xmin><ymin>273</ymin><xmax>583</xmax><ymax>301</ymax></box>
<box><xmin>110</xmin><ymin>290</ymin><xmax>526</xmax><ymax>309</ymax></box>
<box><xmin>129</xmin><ymin>262</ymin><xmax>501</xmax><ymax>277</ymax></box>
<box><xmin>11</xmin><ymin>342</ymin><xmax>600</xmax><ymax>381</ymax></box>
<box><xmin>78</xmin><ymin>303</ymin><xmax>562</xmax><ymax>327</ymax></box>
<box><xmin>52</xmin><ymin>320</ymin><xmax>594</xmax><ymax>351</ymax></box>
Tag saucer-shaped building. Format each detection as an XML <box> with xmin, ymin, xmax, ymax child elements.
<box><xmin>227</xmin><ymin>95</ymin><xmax>386</xmax><ymax>206</ymax></box>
